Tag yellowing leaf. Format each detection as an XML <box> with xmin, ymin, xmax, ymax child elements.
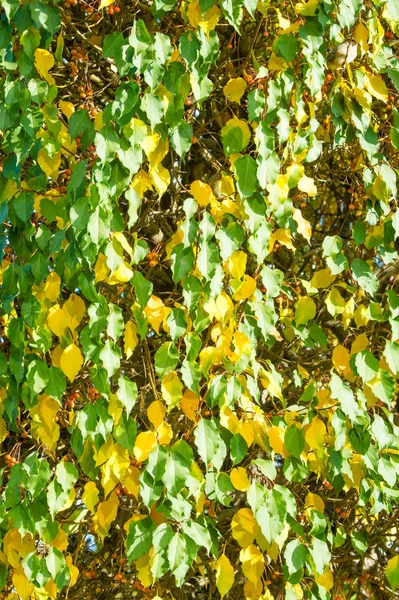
<box><xmin>231</xmin><ymin>508</ymin><xmax>260</xmax><ymax>547</ymax></box>
<box><xmin>144</xmin><ymin>295</ymin><xmax>171</xmax><ymax>333</ymax></box>
<box><xmin>43</xmin><ymin>272</ymin><xmax>61</xmax><ymax>302</ymax></box>
<box><xmin>60</xmin><ymin>343</ymin><xmax>83</xmax><ymax>381</ymax></box>
<box><xmin>82</xmin><ymin>481</ymin><xmax>100</xmax><ymax>513</ymax></box>
<box><xmin>204</xmin><ymin>291</ymin><xmax>234</xmax><ymax>323</ymax></box>
<box><xmin>240</xmin><ymin>544</ymin><xmax>265</xmax><ymax>583</ymax></box>
<box><xmin>315</xmin><ymin>565</ymin><xmax>333</xmax><ymax>591</ymax></box>
<box><xmin>142</xmin><ymin>134</ymin><xmax>169</xmax><ymax>167</ymax></box>
<box><xmin>305</xmin><ymin>417</ymin><xmax>326</xmax><ymax>449</ymax></box>
<box><xmin>29</xmin><ymin>395</ymin><xmax>60</xmax><ymax>452</ymax></box>
<box><xmin>268</xmin><ymin>52</ymin><xmax>287</xmax><ymax>71</ymax></box>
<box><xmin>222</xmin><ymin>116</ymin><xmax>251</xmax><ymax>151</ymax></box>
<box><xmin>269</xmin><ymin>228</ymin><xmax>295</xmax><ymax>253</ymax></box>
<box><xmin>94</xmin><ymin>253</ymin><xmax>110</xmax><ymax>282</ymax></box>
<box><xmin>190</xmin><ymin>180</ymin><xmax>214</xmax><ymax>206</ymax></box>
<box><xmin>59</xmin><ymin>100</ymin><xmax>75</xmax><ymax>119</ymax></box>
<box><xmin>181</xmin><ymin>389</ymin><xmax>199</xmax><ymax>421</ymax></box>
<box><xmin>113</xmin><ymin>232</ymin><xmax>133</xmax><ymax>259</ymax></box>
<box><xmin>156</xmin><ymin>420</ymin><xmax>173</xmax><ymax>445</ymax></box>
<box><xmin>199</xmin><ymin>346</ymin><xmax>222</xmax><ymax>375</ymax></box>
<box><xmin>150</xmin><ymin>163</ymin><xmax>170</xmax><ymax>197</ymax></box>
<box><xmin>199</xmin><ymin>4</ymin><xmax>221</xmax><ymax>33</ymax></box>
<box><xmin>230</xmin><ymin>467</ymin><xmax>251</xmax><ymax>491</ymax></box>
<box><xmin>295</xmin><ymin>296</ymin><xmax>316</xmax><ymax>326</ymax></box>
<box><xmin>233</xmin><ymin>275</ymin><xmax>257</xmax><ymax>301</ymax></box>
<box><xmin>136</xmin><ymin>551</ymin><xmax>153</xmax><ymax>587</ymax></box>
<box><xmin>293</xmin><ymin>209</ymin><xmax>312</xmax><ymax>242</ymax></box>
<box><xmin>34</xmin><ymin>48</ymin><xmax>55</xmax><ymax>85</ymax></box>
<box><xmin>161</xmin><ymin>371</ymin><xmax>183</xmax><ymax>408</ymax></box>
<box><xmin>66</xmin><ymin>555</ymin><xmax>79</xmax><ymax>587</ymax></box>
<box><xmin>298</xmin><ymin>174</ymin><xmax>317</xmax><ymax>196</ymax></box>
<box><xmin>123</xmin><ymin>465</ymin><xmax>140</xmax><ymax>498</ymax></box>
<box><xmin>304</xmin><ymin>492</ymin><xmax>325</xmax><ymax>515</ymax></box>
<box><xmin>50</xmin><ymin>526</ymin><xmax>68</xmax><ymax>551</ymax></box>
<box><xmin>295</xmin><ymin>0</ymin><xmax>319</xmax><ymax>16</ymax></box>
<box><xmin>364</xmin><ymin>75</ymin><xmax>388</xmax><ymax>102</ymax></box>
<box><xmin>107</xmin><ymin>261</ymin><xmax>134</xmax><ymax>284</ymax></box>
<box><xmin>216</xmin><ymin>554</ymin><xmax>235</xmax><ymax>598</ymax></box>
<box><xmin>224</xmin><ymin>250</ymin><xmax>247</xmax><ymax>279</ymax></box>
<box><xmin>267</xmin><ymin>426</ymin><xmax>286</xmax><ymax>454</ymax></box>
<box><xmin>147</xmin><ymin>400</ymin><xmax>166</xmax><ymax>428</ymax></box>
<box><xmin>131</xmin><ymin>169</ymin><xmax>153</xmax><ymax>197</ymax></box>
<box><xmin>47</xmin><ymin>305</ymin><xmax>69</xmax><ymax>338</ymax></box>
<box><xmin>63</xmin><ymin>293</ymin><xmax>86</xmax><ymax>330</ymax></box>
<box><xmin>124</xmin><ymin>321</ymin><xmax>138</xmax><ymax>359</ymax></box>
<box><xmin>332</xmin><ymin>345</ymin><xmax>350</xmax><ymax>372</ymax></box>
<box><xmin>385</xmin><ymin>555</ymin><xmax>399</xmax><ymax>591</ymax></box>
<box><xmin>133</xmin><ymin>431</ymin><xmax>157</xmax><ymax>462</ymax></box>
<box><xmin>223</xmin><ymin>77</ymin><xmax>247</xmax><ymax>103</ymax></box>
<box><xmin>354</xmin><ymin>22</ymin><xmax>369</xmax><ymax>52</ymax></box>
<box><xmin>96</xmin><ymin>491</ymin><xmax>119</xmax><ymax>540</ymax></box>
<box><xmin>311</xmin><ymin>268</ymin><xmax>334</xmax><ymax>289</ymax></box>
<box><xmin>37</xmin><ymin>148</ymin><xmax>61</xmax><ymax>181</ymax></box>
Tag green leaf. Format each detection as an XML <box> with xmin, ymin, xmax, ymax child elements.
<box><xmin>235</xmin><ymin>155</ymin><xmax>257</xmax><ymax>197</ymax></box>
<box><xmin>194</xmin><ymin>419</ymin><xmax>227</xmax><ymax>471</ymax></box>
<box><xmin>126</xmin><ymin>516</ymin><xmax>155</xmax><ymax>561</ymax></box>
<box><xmin>99</xmin><ymin>340</ymin><xmax>121</xmax><ymax>377</ymax></box>
<box><xmin>154</xmin><ymin>342</ymin><xmax>179</xmax><ymax>378</ymax></box>
<box><xmin>117</xmin><ymin>375</ymin><xmax>138</xmax><ymax>413</ymax></box>
<box><xmin>132</xmin><ymin>271</ymin><xmax>153</xmax><ymax>308</ymax></box>
<box><xmin>68</xmin><ymin>109</ymin><xmax>91</xmax><ymax>140</ymax></box>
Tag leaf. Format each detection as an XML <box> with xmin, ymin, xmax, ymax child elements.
<box><xmin>60</xmin><ymin>344</ymin><xmax>83</xmax><ymax>381</ymax></box>
<box><xmin>364</xmin><ymin>75</ymin><xmax>388</xmax><ymax>102</ymax></box>
<box><xmin>215</xmin><ymin>554</ymin><xmax>235</xmax><ymax>598</ymax></box>
<box><xmin>386</xmin><ymin>555</ymin><xmax>399</xmax><ymax>591</ymax></box>
<box><xmin>234</xmin><ymin>154</ymin><xmax>257</xmax><ymax>197</ymax></box>
<box><xmin>96</xmin><ymin>491</ymin><xmax>119</xmax><ymax>540</ymax></box>
<box><xmin>223</xmin><ymin>77</ymin><xmax>247</xmax><ymax>103</ymax></box>
<box><xmin>230</xmin><ymin>467</ymin><xmax>250</xmax><ymax>491</ymax></box>
<box><xmin>133</xmin><ymin>431</ymin><xmax>157</xmax><ymax>462</ymax></box>
<box><xmin>305</xmin><ymin>417</ymin><xmax>326</xmax><ymax>449</ymax></box>
<box><xmin>194</xmin><ymin>418</ymin><xmax>227</xmax><ymax>470</ymax></box>
<box><xmin>145</xmin><ymin>296</ymin><xmax>171</xmax><ymax>333</ymax></box>
<box><xmin>239</xmin><ymin>544</ymin><xmax>265</xmax><ymax>582</ymax></box>
<box><xmin>34</xmin><ymin>48</ymin><xmax>55</xmax><ymax>84</ymax></box>
<box><xmin>293</xmin><ymin>209</ymin><xmax>312</xmax><ymax>242</ymax></box>
<box><xmin>295</xmin><ymin>296</ymin><xmax>316</xmax><ymax>326</ymax></box>
<box><xmin>190</xmin><ymin>180</ymin><xmax>213</xmax><ymax>206</ymax></box>
<box><xmin>147</xmin><ymin>400</ymin><xmax>166</xmax><ymax>428</ymax></box>
<box><xmin>222</xmin><ymin>117</ymin><xmax>251</xmax><ymax>155</ymax></box>
<box><xmin>82</xmin><ymin>481</ymin><xmax>99</xmax><ymax>513</ymax></box>
<box><xmin>231</xmin><ymin>508</ymin><xmax>260</xmax><ymax>547</ymax></box>
<box><xmin>161</xmin><ymin>371</ymin><xmax>183</xmax><ymax>408</ymax></box>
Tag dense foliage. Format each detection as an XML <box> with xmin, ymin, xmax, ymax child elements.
<box><xmin>0</xmin><ymin>0</ymin><xmax>399</xmax><ymax>598</ymax></box>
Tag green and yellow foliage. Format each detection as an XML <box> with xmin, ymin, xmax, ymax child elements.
<box><xmin>0</xmin><ymin>0</ymin><xmax>399</xmax><ymax>598</ymax></box>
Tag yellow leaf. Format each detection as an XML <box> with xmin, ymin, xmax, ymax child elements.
<box><xmin>94</xmin><ymin>253</ymin><xmax>110</xmax><ymax>282</ymax></box>
<box><xmin>136</xmin><ymin>551</ymin><xmax>153</xmax><ymax>587</ymax></box>
<box><xmin>230</xmin><ymin>467</ymin><xmax>251</xmax><ymax>491</ymax></box>
<box><xmin>332</xmin><ymin>345</ymin><xmax>350</xmax><ymax>372</ymax></box>
<box><xmin>150</xmin><ymin>163</ymin><xmax>170</xmax><ymax>197</ymax></box>
<box><xmin>298</xmin><ymin>174</ymin><xmax>317</xmax><ymax>196</ymax></box>
<box><xmin>354</xmin><ymin>22</ymin><xmax>369</xmax><ymax>52</ymax></box>
<box><xmin>29</xmin><ymin>395</ymin><xmax>60</xmax><ymax>452</ymax></box>
<box><xmin>231</xmin><ymin>508</ymin><xmax>260</xmax><ymax>548</ymax></box>
<box><xmin>59</xmin><ymin>100</ymin><xmax>75</xmax><ymax>119</ymax></box>
<box><xmin>204</xmin><ymin>291</ymin><xmax>234</xmax><ymax>323</ymax></box>
<box><xmin>215</xmin><ymin>554</ymin><xmax>235</xmax><ymax>598</ymax></box>
<box><xmin>354</xmin><ymin>304</ymin><xmax>368</xmax><ymax>327</ymax></box>
<box><xmin>147</xmin><ymin>400</ymin><xmax>166</xmax><ymax>428</ymax></box>
<box><xmin>315</xmin><ymin>565</ymin><xmax>333</xmax><ymax>591</ymax></box>
<box><xmin>304</xmin><ymin>492</ymin><xmax>325</xmax><ymax>515</ymax></box>
<box><xmin>144</xmin><ymin>295</ymin><xmax>171</xmax><ymax>333</ymax></box>
<box><xmin>50</xmin><ymin>526</ymin><xmax>68</xmax><ymax>551</ymax></box>
<box><xmin>190</xmin><ymin>180</ymin><xmax>214</xmax><ymax>206</ymax></box>
<box><xmin>268</xmin><ymin>53</ymin><xmax>287</xmax><ymax>71</ymax></box>
<box><xmin>351</xmin><ymin>333</ymin><xmax>369</xmax><ymax>355</ymax></box>
<box><xmin>51</xmin><ymin>345</ymin><xmax>63</xmax><ymax>369</ymax></box>
<box><xmin>233</xmin><ymin>275</ymin><xmax>257</xmax><ymax>301</ymax></box>
<box><xmin>82</xmin><ymin>481</ymin><xmax>99</xmax><ymax>513</ymax></box>
<box><xmin>99</xmin><ymin>0</ymin><xmax>114</xmax><ymax>8</ymax></box>
<box><xmin>34</xmin><ymin>48</ymin><xmax>55</xmax><ymax>85</ymax></box>
<box><xmin>199</xmin><ymin>346</ymin><xmax>222</xmax><ymax>375</ymax></box>
<box><xmin>364</xmin><ymin>74</ymin><xmax>388</xmax><ymax>102</ymax></box>
<box><xmin>305</xmin><ymin>417</ymin><xmax>326</xmax><ymax>449</ymax></box>
<box><xmin>101</xmin><ymin>443</ymin><xmax>130</xmax><ymax>497</ymax></box>
<box><xmin>133</xmin><ymin>431</ymin><xmax>157</xmax><ymax>462</ymax></box>
<box><xmin>293</xmin><ymin>208</ymin><xmax>312</xmax><ymax>242</ymax></box>
<box><xmin>107</xmin><ymin>261</ymin><xmax>134</xmax><ymax>284</ymax></box>
<box><xmin>181</xmin><ymin>389</ymin><xmax>199</xmax><ymax>421</ymax></box>
<box><xmin>12</xmin><ymin>565</ymin><xmax>34</xmax><ymax>600</ymax></box>
<box><xmin>47</xmin><ymin>305</ymin><xmax>69</xmax><ymax>338</ymax></box>
<box><xmin>156</xmin><ymin>420</ymin><xmax>173</xmax><ymax>445</ymax></box>
<box><xmin>294</xmin><ymin>0</ymin><xmax>319</xmax><ymax>16</ymax></box>
<box><xmin>267</xmin><ymin>426</ymin><xmax>286</xmax><ymax>454</ymax></box>
<box><xmin>63</xmin><ymin>293</ymin><xmax>86</xmax><ymax>330</ymax></box>
<box><xmin>123</xmin><ymin>465</ymin><xmax>140</xmax><ymax>498</ymax></box>
<box><xmin>326</xmin><ymin>287</ymin><xmax>346</xmax><ymax>317</ymax></box>
<box><xmin>60</xmin><ymin>343</ymin><xmax>83</xmax><ymax>381</ymax></box>
<box><xmin>124</xmin><ymin>321</ymin><xmax>138</xmax><ymax>359</ymax></box>
<box><xmin>113</xmin><ymin>231</ymin><xmax>133</xmax><ymax>259</ymax></box>
<box><xmin>224</xmin><ymin>250</ymin><xmax>247</xmax><ymax>279</ymax></box>
<box><xmin>96</xmin><ymin>491</ymin><xmax>119</xmax><ymax>540</ymax></box>
<box><xmin>43</xmin><ymin>272</ymin><xmax>61</xmax><ymax>302</ymax></box>
<box><xmin>240</xmin><ymin>544</ymin><xmax>265</xmax><ymax>583</ymax></box>
<box><xmin>222</xmin><ymin>116</ymin><xmax>251</xmax><ymax>152</ymax></box>
<box><xmin>161</xmin><ymin>371</ymin><xmax>183</xmax><ymax>408</ymax></box>
<box><xmin>199</xmin><ymin>3</ymin><xmax>221</xmax><ymax>34</ymax></box>
<box><xmin>66</xmin><ymin>555</ymin><xmax>79</xmax><ymax>587</ymax></box>
<box><xmin>295</xmin><ymin>296</ymin><xmax>316</xmax><ymax>326</ymax></box>
<box><xmin>244</xmin><ymin>579</ymin><xmax>263</xmax><ymax>600</ymax></box>
<box><xmin>186</xmin><ymin>0</ymin><xmax>201</xmax><ymax>27</ymax></box>
<box><xmin>37</xmin><ymin>148</ymin><xmax>60</xmax><ymax>180</ymax></box>
<box><xmin>311</xmin><ymin>268</ymin><xmax>334</xmax><ymax>289</ymax></box>
<box><xmin>131</xmin><ymin>169</ymin><xmax>153</xmax><ymax>197</ymax></box>
<box><xmin>142</xmin><ymin>134</ymin><xmax>169</xmax><ymax>168</ymax></box>
<box><xmin>223</xmin><ymin>77</ymin><xmax>247</xmax><ymax>103</ymax></box>
<box><xmin>269</xmin><ymin>228</ymin><xmax>295</xmax><ymax>253</ymax></box>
